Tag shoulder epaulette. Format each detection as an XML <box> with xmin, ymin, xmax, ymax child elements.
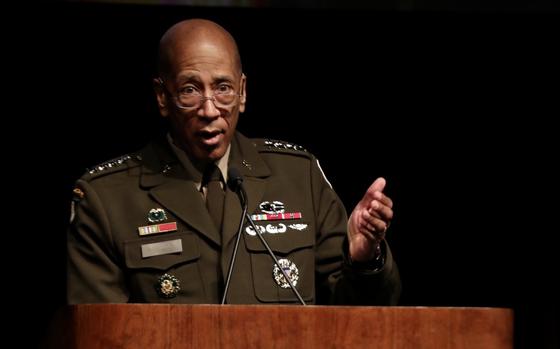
<box><xmin>259</xmin><ymin>139</ymin><xmax>308</xmax><ymax>153</ymax></box>
<box><xmin>85</xmin><ymin>153</ymin><xmax>142</xmax><ymax>178</ymax></box>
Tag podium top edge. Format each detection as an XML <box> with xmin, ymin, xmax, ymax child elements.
<box><xmin>67</xmin><ymin>304</ymin><xmax>514</xmax><ymax>312</ymax></box>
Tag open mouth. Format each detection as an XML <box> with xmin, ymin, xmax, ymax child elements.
<box><xmin>198</xmin><ymin>129</ymin><xmax>224</xmax><ymax>146</ymax></box>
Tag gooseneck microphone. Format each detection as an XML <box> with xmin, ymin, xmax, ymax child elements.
<box><xmin>223</xmin><ymin>167</ymin><xmax>306</xmax><ymax>306</ymax></box>
<box><xmin>221</xmin><ymin>167</ymin><xmax>247</xmax><ymax>304</ymax></box>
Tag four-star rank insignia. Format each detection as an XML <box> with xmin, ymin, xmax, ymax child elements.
<box><xmin>272</xmin><ymin>258</ymin><xmax>299</xmax><ymax>289</ymax></box>
<box><xmin>156</xmin><ymin>273</ymin><xmax>180</xmax><ymax>298</ymax></box>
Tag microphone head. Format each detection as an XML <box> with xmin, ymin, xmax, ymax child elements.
<box><xmin>227</xmin><ymin>166</ymin><xmax>244</xmax><ymax>192</ymax></box>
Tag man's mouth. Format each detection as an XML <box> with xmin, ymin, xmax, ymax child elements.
<box><xmin>198</xmin><ymin>129</ymin><xmax>224</xmax><ymax>146</ymax></box>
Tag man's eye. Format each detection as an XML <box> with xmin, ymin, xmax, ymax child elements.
<box><xmin>179</xmin><ymin>86</ymin><xmax>198</xmax><ymax>95</ymax></box>
<box><xmin>216</xmin><ymin>84</ymin><xmax>233</xmax><ymax>94</ymax></box>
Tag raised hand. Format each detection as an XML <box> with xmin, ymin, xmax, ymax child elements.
<box><xmin>347</xmin><ymin>177</ymin><xmax>393</xmax><ymax>262</ymax></box>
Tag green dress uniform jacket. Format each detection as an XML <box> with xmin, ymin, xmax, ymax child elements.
<box><xmin>67</xmin><ymin>132</ymin><xmax>401</xmax><ymax>305</ymax></box>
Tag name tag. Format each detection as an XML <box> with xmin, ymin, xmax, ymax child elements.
<box><xmin>141</xmin><ymin>239</ymin><xmax>183</xmax><ymax>258</ymax></box>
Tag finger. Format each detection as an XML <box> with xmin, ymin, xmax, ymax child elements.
<box><xmin>373</xmin><ymin>190</ymin><xmax>393</xmax><ymax>209</ymax></box>
<box><xmin>367</xmin><ymin>200</ymin><xmax>394</xmax><ymax>222</ymax></box>
<box><xmin>360</xmin><ymin>211</ymin><xmax>389</xmax><ymax>238</ymax></box>
<box><xmin>357</xmin><ymin>213</ymin><xmax>378</xmax><ymax>239</ymax></box>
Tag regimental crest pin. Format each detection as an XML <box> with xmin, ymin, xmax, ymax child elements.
<box><xmin>156</xmin><ymin>273</ymin><xmax>180</xmax><ymax>298</ymax></box>
<box><xmin>148</xmin><ymin>208</ymin><xmax>167</xmax><ymax>223</ymax></box>
<box><xmin>272</xmin><ymin>258</ymin><xmax>299</xmax><ymax>289</ymax></box>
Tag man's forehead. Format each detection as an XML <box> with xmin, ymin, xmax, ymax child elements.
<box><xmin>176</xmin><ymin>71</ymin><xmax>237</xmax><ymax>83</ymax></box>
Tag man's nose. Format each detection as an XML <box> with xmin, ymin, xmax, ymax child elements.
<box><xmin>198</xmin><ymin>97</ymin><xmax>221</xmax><ymax>118</ymax></box>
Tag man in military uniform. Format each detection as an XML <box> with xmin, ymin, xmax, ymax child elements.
<box><xmin>67</xmin><ymin>19</ymin><xmax>400</xmax><ymax>305</ymax></box>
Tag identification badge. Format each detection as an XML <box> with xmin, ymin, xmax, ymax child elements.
<box><xmin>141</xmin><ymin>239</ymin><xmax>183</xmax><ymax>258</ymax></box>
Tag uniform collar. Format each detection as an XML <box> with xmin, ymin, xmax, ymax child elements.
<box><xmin>139</xmin><ymin>131</ymin><xmax>271</xmax><ymax>188</ymax></box>
<box><xmin>228</xmin><ymin>132</ymin><xmax>271</xmax><ymax>179</ymax></box>
<box><xmin>166</xmin><ymin>133</ymin><xmax>230</xmax><ymax>191</ymax></box>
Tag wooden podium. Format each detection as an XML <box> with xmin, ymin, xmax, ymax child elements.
<box><xmin>45</xmin><ymin>304</ymin><xmax>513</xmax><ymax>348</ymax></box>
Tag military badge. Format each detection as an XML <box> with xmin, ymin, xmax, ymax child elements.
<box><xmin>87</xmin><ymin>155</ymin><xmax>132</xmax><ymax>174</ymax></box>
<box><xmin>251</xmin><ymin>212</ymin><xmax>302</xmax><ymax>221</ymax></box>
<box><xmin>161</xmin><ymin>164</ymin><xmax>172</xmax><ymax>174</ymax></box>
<box><xmin>288</xmin><ymin>224</ymin><xmax>308</xmax><ymax>231</ymax></box>
<box><xmin>70</xmin><ymin>188</ymin><xmax>85</xmax><ymax>224</ymax></box>
<box><xmin>245</xmin><ymin>224</ymin><xmax>266</xmax><ymax>236</ymax></box>
<box><xmin>258</xmin><ymin>201</ymin><xmax>285</xmax><ymax>214</ymax></box>
<box><xmin>72</xmin><ymin>188</ymin><xmax>85</xmax><ymax>201</ymax></box>
<box><xmin>264</xmin><ymin>139</ymin><xmax>306</xmax><ymax>152</ymax></box>
<box><xmin>266</xmin><ymin>223</ymin><xmax>287</xmax><ymax>234</ymax></box>
<box><xmin>242</xmin><ymin>159</ymin><xmax>253</xmax><ymax>170</ymax></box>
<box><xmin>148</xmin><ymin>208</ymin><xmax>167</xmax><ymax>223</ymax></box>
<box><xmin>138</xmin><ymin>222</ymin><xmax>177</xmax><ymax>236</ymax></box>
<box><xmin>156</xmin><ymin>273</ymin><xmax>180</xmax><ymax>298</ymax></box>
<box><xmin>273</xmin><ymin>258</ymin><xmax>299</xmax><ymax>289</ymax></box>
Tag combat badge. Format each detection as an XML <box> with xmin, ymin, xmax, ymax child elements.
<box><xmin>258</xmin><ymin>201</ymin><xmax>285</xmax><ymax>214</ymax></box>
<box><xmin>273</xmin><ymin>258</ymin><xmax>299</xmax><ymax>289</ymax></box>
<box><xmin>156</xmin><ymin>273</ymin><xmax>180</xmax><ymax>298</ymax></box>
<box><xmin>147</xmin><ymin>208</ymin><xmax>167</xmax><ymax>223</ymax></box>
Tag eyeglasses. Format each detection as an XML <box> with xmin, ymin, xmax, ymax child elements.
<box><xmin>159</xmin><ymin>78</ymin><xmax>241</xmax><ymax>110</ymax></box>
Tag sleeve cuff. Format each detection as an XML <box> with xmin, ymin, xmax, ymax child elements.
<box><xmin>343</xmin><ymin>238</ymin><xmax>387</xmax><ymax>273</ymax></box>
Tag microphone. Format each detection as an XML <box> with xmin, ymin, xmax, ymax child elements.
<box><xmin>223</xmin><ymin>167</ymin><xmax>306</xmax><ymax>306</ymax></box>
<box><xmin>221</xmin><ymin>167</ymin><xmax>247</xmax><ymax>304</ymax></box>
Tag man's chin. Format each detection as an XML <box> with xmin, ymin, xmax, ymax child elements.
<box><xmin>195</xmin><ymin>144</ymin><xmax>226</xmax><ymax>162</ymax></box>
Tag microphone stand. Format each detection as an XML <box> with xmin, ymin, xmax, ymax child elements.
<box><xmin>221</xmin><ymin>202</ymin><xmax>247</xmax><ymax>305</ymax></box>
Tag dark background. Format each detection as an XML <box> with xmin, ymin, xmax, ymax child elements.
<box><xmin>12</xmin><ymin>1</ymin><xmax>559</xmax><ymax>348</ymax></box>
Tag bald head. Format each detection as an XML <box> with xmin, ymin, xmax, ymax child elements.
<box><xmin>157</xmin><ymin>19</ymin><xmax>242</xmax><ymax>80</ymax></box>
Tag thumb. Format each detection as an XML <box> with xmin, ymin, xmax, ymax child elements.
<box><xmin>358</xmin><ymin>177</ymin><xmax>386</xmax><ymax>206</ymax></box>
<box><xmin>367</xmin><ymin>177</ymin><xmax>386</xmax><ymax>194</ymax></box>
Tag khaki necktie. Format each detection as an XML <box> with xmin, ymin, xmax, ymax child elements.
<box><xmin>203</xmin><ymin>164</ymin><xmax>225</xmax><ymax>231</ymax></box>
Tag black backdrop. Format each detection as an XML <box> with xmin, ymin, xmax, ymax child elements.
<box><xmin>16</xmin><ymin>2</ymin><xmax>559</xmax><ymax>348</ymax></box>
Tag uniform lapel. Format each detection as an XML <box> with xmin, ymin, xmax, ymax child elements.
<box><xmin>149</xmin><ymin>178</ymin><xmax>221</xmax><ymax>246</ymax></box>
<box><xmin>139</xmin><ymin>141</ymin><xmax>221</xmax><ymax>246</ymax></box>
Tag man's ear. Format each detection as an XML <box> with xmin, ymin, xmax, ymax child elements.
<box><xmin>239</xmin><ymin>73</ymin><xmax>247</xmax><ymax>113</ymax></box>
<box><xmin>153</xmin><ymin>78</ymin><xmax>169</xmax><ymax>117</ymax></box>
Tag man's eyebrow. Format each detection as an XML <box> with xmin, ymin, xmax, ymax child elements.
<box><xmin>212</xmin><ymin>74</ymin><xmax>235</xmax><ymax>83</ymax></box>
<box><xmin>176</xmin><ymin>73</ymin><xmax>235</xmax><ymax>84</ymax></box>
<box><xmin>176</xmin><ymin>73</ymin><xmax>201</xmax><ymax>83</ymax></box>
